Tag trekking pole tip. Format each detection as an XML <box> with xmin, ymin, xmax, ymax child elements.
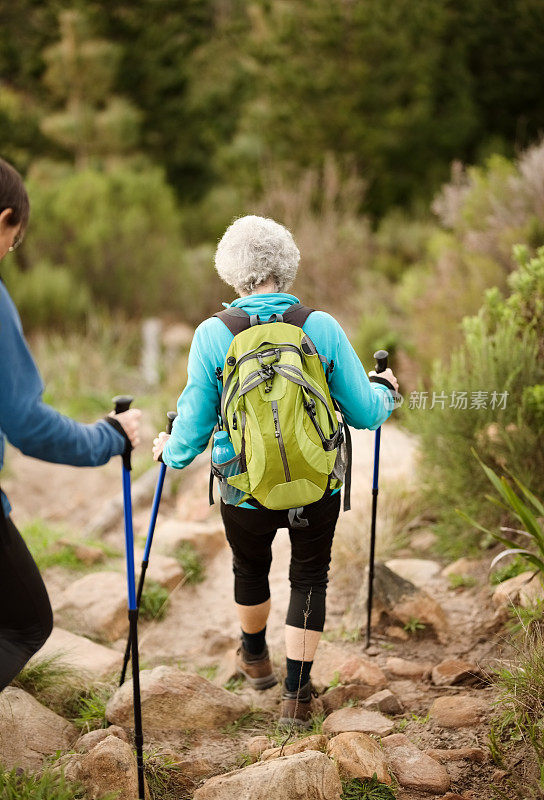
<box><xmin>166</xmin><ymin>411</ymin><xmax>177</xmax><ymax>434</ymax></box>
<box><xmin>373</xmin><ymin>350</ymin><xmax>388</xmax><ymax>374</ymax></box>
<box><xmin>112</xmin><ymin>395</ymin><xmax>134</xmax><ymax>414</ymax></box>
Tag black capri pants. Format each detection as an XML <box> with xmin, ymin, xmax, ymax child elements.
<box><xmin>220</xmin><ymin>491</ymin><xmax>341</xmax><ymax>632</ymax></box>
<box><xmin>0</xmin><ymin>515</ymin><xmax>53</xmax><ymax>691</ymax></box>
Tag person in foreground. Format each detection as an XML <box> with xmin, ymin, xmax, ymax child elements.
<box><xmin>153</xmin><ymin>214</ymin><xmax>399</xmax><ymax>725</ymax></box>
<box><xmin>0</xmin><ymin>157</ymin><xmax>141</xmax><ymax>691</ymax></box>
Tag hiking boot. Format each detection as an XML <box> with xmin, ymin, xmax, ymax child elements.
<box><xmin>235</xmin><ymin>644</ymin><xmax>278</xmax><ymax>690</ymax></box>
<box><xmin>279</xmin><ymin>680</ymin><xmax>319</xmax><ymax>728</ymax></box>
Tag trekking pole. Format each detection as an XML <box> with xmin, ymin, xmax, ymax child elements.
<box><xmin>365</xmin><ymin>350</ymin><xmax>389</xmax><ymax>650</ymax></box>
<box><xmin>119</xmin><ymin>410</ymin><xmax>177</xmax><ymax>686</ymax></box>
<box><xmin>112</xmin><ymin>395</ymin><xmax>145</xmax><ymax>800</ymax></box>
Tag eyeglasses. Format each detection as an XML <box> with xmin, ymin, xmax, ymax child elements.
<box><xmin>8</xmin><ymin>231</ymin><xmax>23</xmax><ymax>252</ymax></box>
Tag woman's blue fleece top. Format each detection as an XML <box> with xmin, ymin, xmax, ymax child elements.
<box><xmin>0</xmin><ymin>278</ymin><xmax>125</xmax><ymax>518</ymax></box>
<box><xmin>162</xmin><ymin>293</ymin><xmax>394</xmax><ymax>486</ymax></box>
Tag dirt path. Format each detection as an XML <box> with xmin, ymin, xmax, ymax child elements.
<box><xmin>136</xmin><ymin>424</ymin><xmax>418</xmax><ymax>669</ymax></box>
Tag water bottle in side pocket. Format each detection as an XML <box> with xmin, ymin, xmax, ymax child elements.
<box><xmin>212</xmin><ymin>431</ymin><xmax>244</xmax><ymax>505</ymax></box>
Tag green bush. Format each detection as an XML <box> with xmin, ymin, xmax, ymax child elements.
<box><xmin>3</xmin><ymin>259</ymin><xmax>92</xmax><ymax>331</ymax></box>
<box><xmin>23</xmin><ymin>163</ymin><xmax>202</xmax><ymax>320</ymax></box>
<box><xmin>407</xmin><ymin>245</ymin><xmax>544</xmax><ymax>554</ymax></box>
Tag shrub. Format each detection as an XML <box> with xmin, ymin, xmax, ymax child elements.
<box><xmin>2</xmin><ymin>259</ymin><xmax>92</xmax><ymax>332</ymax></box>
<box><xmin>492</xmin><ymin>626</ymin><xmax>544</xmax><ymax>797</ymax></box>
<box><xmin>406</xmin><ymin>245</ymin><xmax>544</xmax><ymax>554</ymax></box>
<box><xmin>23</xmin><ymin>163</ymin><xmax>202</xmax><ymax>320</ymax></box>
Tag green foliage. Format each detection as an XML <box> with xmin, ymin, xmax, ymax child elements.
<box><xmin>491</xmin><ymin>555</ymin><xmax>530</xmax><ymax>585</ymax></box>
<box><xmin>492</xmin><ymin>626</ymin><xmax>544</xmax><ymax>795</ymax></box>
<box><xmin>42</xmin><ymin>10</ymin><xmax>140</xmax><ymax>165</ymax></box>
<box><xmin>458</xmin><ymin>457</ymin><xmax>544</xmax><ymax>579</ymax></box>
<box><xmin>24</xmin><ymin>164</ymin><xmax>194</xmax><ymax>319</ymax></box>
<box><xmin>139</xmin><ymin>581</ymin><xmax>169</xmax><ymax>621</ymax></box>
<box><xmin>224</xmin><ymin>675</ymin><xmax>245</xmax><ymax>693</ymax></box>
<box><xmin>143</xmin><ymin>749</ymin><xmax>187</xmax><ymax>800</ymax></box>
<box><xmin>448</xmin><ymin>573</ymin><xmax>477</xmax><ymax>589</ymax></box>
<box><xmin>407</xmin><ymin>246</ymin><xmax>544</xmax><ymax>553</ymax></box>
<box><xmin>174</xmin><ymin>542</ymin><xmax>205</xmax><ymax>584</ymax></box>
<box><xmin>0</xmin><ymin>766</ymin><xmax>95</xmax><ymax>800</ymax></box>
<box><xmin>20</xmin><ymin>519</ymin><xmax>92</xmax><ymax>571</ymax></box>
<box><xmin>3</xmin><ymin>259</ymin><xmax>91</xmax><ymax>331</ymax></box>
<box><xmin>69</xmin><ymin>684</ymin><xmax>113</xmax><ymax>731</ymax></box>
<box><xmin>402</xmin><ymin>617</ymin><xmax>426</xmax><ymax>634</ymax></box>
<box><xmin>13</xmin><ymin>654</ymin><xmax>77</xmax><ymax>701</ymax></box>
<box><xmin>342</xmin><ymin>775</ymin><xmax>396</xmax><ymax>800</ymax></box>
<box><xmin>196</xmin><ymin>664</ymin><xmax>219</xmax><ymax>681</ymax></box>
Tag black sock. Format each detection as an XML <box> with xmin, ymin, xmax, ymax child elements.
<box><xmin>241</xmin><ymin>626</ymin><xmax>267</xmax><ymax>656</ymax></box>
<box><xmin>285</xmin><ymin>657</ymin><xmax>313</xmax><ymax>692</ymax></box>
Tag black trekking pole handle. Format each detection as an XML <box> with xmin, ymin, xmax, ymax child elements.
<box><xmin>113</xmin><ymin>395</ymin><xmax>134</xmax><ymax>414</ymax></box>
<box><xmin>166</xmin><ymin>411</ymin><xmax>177</xmax><ymax>434</ymax></box>
<box><xmin>112</xmin><ymin>395</ymin><xmax>134</xmax><ymax>471</ymax></box>
<box><xmin>374</xmin><ymin>349</ymin><xmax>389</xmax><ymax>374</ymax></box>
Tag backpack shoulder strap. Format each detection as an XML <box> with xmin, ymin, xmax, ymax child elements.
<box><xmin>213</xmin><ymin>308</ymin><xmax>251</xmax><ymax>336</ymax></box>
<box><xmin>282</xmin><ymin>304</ymin><xmax>315</xmax><ymax>328</ymax></box>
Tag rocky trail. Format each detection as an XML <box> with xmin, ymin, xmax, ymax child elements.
<box><xmin>1</xmin><ymin>426</ymin><xmax>531</xmax><ymax>799</ymax></box>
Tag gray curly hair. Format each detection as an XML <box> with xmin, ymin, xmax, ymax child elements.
<box><xmin>214</xmin><ymin>215</ymin><xmax>300</xmax><ymax>295</ymax></box>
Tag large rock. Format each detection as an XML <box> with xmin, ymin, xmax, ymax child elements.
<box><xmin>385</xmin><ymin>657</ymin><xmax>433</xmax><ymax>681</ymax></box>
<box><xmin>311</xmin><ymin>642</ymin><xmax>387</xmax><ymax>691</ymax></box>
<box><xmin>134</xmin><ymin>548</ymin><xmax>184</xmax><ymax>591</ymax></box>
<box><xmin>321</xmin><ymin>684</ymin><xmax>376</xmax><ymax>714</ymax></box>
<box><xmin>381</xmin><ymin>733</ymin><xmax>450</xmax><ymax>794</ymax></box>
<box><xmin>65</xmin><ymin>734</ymin><xmax>147</xmax><ymax>800</ymax></box>
<box><xmin>385</xmin><ymin>559</ymin><xmax>441</xmax><ymax>587</ymax></box>
<box><xmin>29</xmin><ymin>627</ymin><xmax>122</xmax><ymax>677</ymax></box>
<box><xmin>492</xmin><ymin>572</ymin><xmax>544</xmax><ymax>608</ymax></box>
<box><xmin>363</xmin><ymin>689</ymin><xmax>404</xmax><ymax>715</ymax></box>
<box><xmin>327</xmin><ymin>732</ymin><xmax>390</xmax><ymax>783</ymax></box>
<box><xmin>106</xmin><ymin>666</ymin><xmax>249</xmax><ymax>731</ymax></box>
<box><xmin>431</xmin><ymin>659</ymin><xmax>486</xmax><ymax>687</ymax></box>
<box><xmin>261</xmin><ymin>734</ymin><xmax>328</xmax><ymax>761</ymax></box>
<box><xmin>75</xmin><ymin>726</ymin><xmax>129</xmax><ymax>754</ymax></box>
<box><xmin>0</xmin><ymin>687</ymin><xmax>77</xmax><ymax>770</ymax></box>
<box><xmin>345</xmin><ymin>563</ymin><xmax>449</xmax><ymax>643</ymax></box>
<box><xmin>322</xmin><ymin>707</ymin><xmax>394</xmax><ymax>737</ymax></box>
<box><xmin>193</xmin><ymin>750</ymin><xmax>342</xmax><ymax>800</ymax></box>
<box><xmin>425</xmin><ymin>747</ymin><xmax>488</xmax><ymax>764</ymax></box>
<box><xmin>441</xmin><ymin>558</ymin><xmax>480</xmax><ymax>578</ymax></box>
<box><xmin>429</xmin><ymin>694</ymin><xmax>488</xmax><ymax>728</ymax></box>
<box><xmin>53</xmin><ymin>572</ymin><xmax>128</xmax><ymax>642</ymax></box>
<box><xmin>155</xmin><ymin>519</ymin><xmax>226</xmax><ymax>560</ymax></box>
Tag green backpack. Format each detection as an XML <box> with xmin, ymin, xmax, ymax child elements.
<box><xmin>209</xmin><ymin>304</ymin><xmax>352</xmax><ymax>526</ymax></box>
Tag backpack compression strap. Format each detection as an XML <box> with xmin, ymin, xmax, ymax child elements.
<box><xmin>214</xmin><ymin>303</ymin><xmax>315</xmax><ymax>335</ymax></box>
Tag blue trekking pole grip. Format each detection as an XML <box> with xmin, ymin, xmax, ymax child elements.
<box><xmin>365</xmin><ymin>350</ymin><xmax>388</xmax><ymax>649</ymax></box>
<box><xmin>112</xmin><ymin>395</ymin><xmax>145</xmax><ymax>800</ymax></box>
<box><xmin>119</xmin><ymin>410</ymin><xmax>177</xmax><ymax>687</ymax></box>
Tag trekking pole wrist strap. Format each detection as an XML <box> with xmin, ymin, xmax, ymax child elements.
<box><xmin>369</xmin><ymin>375</ymin><xmax>395</xmax><ymax>393</ymax></box>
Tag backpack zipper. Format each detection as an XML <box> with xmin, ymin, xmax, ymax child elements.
<box><xmin>271</xmin><ymin>400</ymin><xmax>291</xmax><ymax>481</ymax></box>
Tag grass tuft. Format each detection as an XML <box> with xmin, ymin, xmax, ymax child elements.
<box><xmin>139</xmin><ymin>581</ymin><xmax>170</xmax><ymax>621</ymax></box>
<box><xmin>0</xmin><ymin>766</ymin><xmax>90</xmax><ymax>800</ymax></box>
<box><xmin>174</xmin><ymin>542</ymin><xmax>205</xmax><ymax>584</ymax></box>
<box><xmin>144</xmin><ymin>748</ymin><xmax>188</xmax><ymax>800</ymax></box>
<box><xmin>448</xmin><ymin>573</ymin><xmax>477</xmax><ymax>589</ymax></box>
<box><xmin>342</xmin><ymin>775</ymin><xmax>396</xmax><ymax>799</ymax></box>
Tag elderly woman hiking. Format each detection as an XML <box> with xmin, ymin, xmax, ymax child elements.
<box><xmin>153</xmin><ymin>215</ymin><xmax>398</xmax><ymax>725</ymax></box>
<box><xmin>0</xmin><ymin>157</ymin><xmax>141</xmax><ymax>691</ymax></box>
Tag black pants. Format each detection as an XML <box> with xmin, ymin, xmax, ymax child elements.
<box><xmin>220</xmin><ymin>492</ymin><xmax>341</xmax><ymax>633</ymax></box>
<box><xmin>0</xmin><ymin>515</ymin><xmax>53</xmax><ymax>691</ymax></box>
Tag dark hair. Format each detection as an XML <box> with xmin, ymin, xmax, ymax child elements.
<box><xmin>0</xmin><ymin>157</ymin><xmax>30</xmax><ymax>230</ymax></box>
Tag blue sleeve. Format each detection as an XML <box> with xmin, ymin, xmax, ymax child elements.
<box><xmin>162</xmin><ymin>319</ymin><xmax>222</xmax><ymax>469</ymax></box>
<box><xmin>305</xmin><ymin>311</ymin><xmax>394</xmax><ymax>431</ymax></box>
<box><xmin>0</xmin><ymin>283</ymin><xmax>125</xmax><ymax>465</ymax></box>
